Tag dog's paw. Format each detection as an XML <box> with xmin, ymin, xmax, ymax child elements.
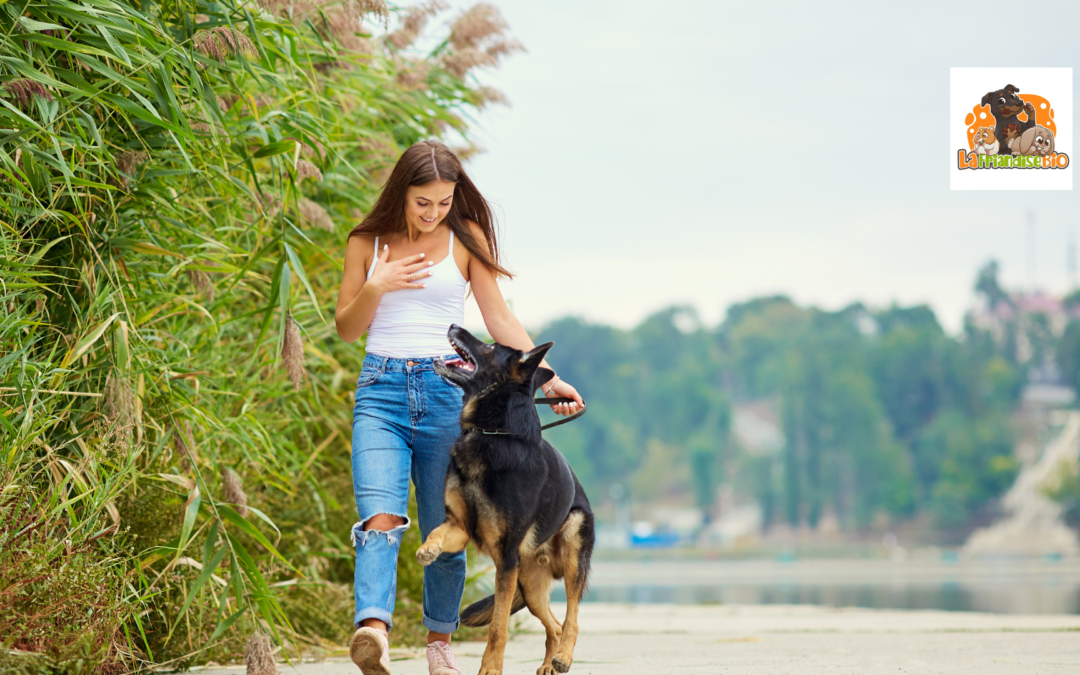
<box><xmin>416</xmin><ymin>543</ymin><xmax>441</xmax><ymax>566</ymax></box>
<box><xmin>537</xmin><ymin>663</ymin><xmax>559</xmax><ymax>675</ymax></box>
<box><xmin>551</xmin><ymin>657</ymin><xmax>571</xmax><ymax>673</ymax></box>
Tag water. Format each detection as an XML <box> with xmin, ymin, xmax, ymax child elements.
<box><xmin>549</xmin><ymin>558</ymin><xmax>1080</xmax><ymax>614</ymax></box>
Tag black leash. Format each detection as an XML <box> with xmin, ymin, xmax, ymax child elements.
<box><xmin>534</xmin><ymin>396</ymin><xmax>587</xmax><ymax>430</ymax></box>
<box><xmin>475</xmin><ymin>396</ymin><xmax>587</xmax><ymax>435</ymax></box>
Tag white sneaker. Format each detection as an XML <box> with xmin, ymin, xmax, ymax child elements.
<box><xmin>350</xmin><ymin>626</ymin><xmax>391</xmax><ymax>675</ymax></box>
<box><xmin>426</xmin><ymin>640</ymin><xmax>461</xmax><ymax>675</ymax></box>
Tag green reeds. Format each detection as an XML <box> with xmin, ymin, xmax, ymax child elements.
<box><xmin>0</xmin><ymin>0</ymin><xmax>516</xmax><ymax>669</ymax></box>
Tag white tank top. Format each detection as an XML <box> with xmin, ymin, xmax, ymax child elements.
<box><xmin>364</xmin><ymin>230</ymin><xmax>468</xmax><ymax>358</ymax></box>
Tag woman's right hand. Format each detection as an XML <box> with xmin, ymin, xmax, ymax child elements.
<box><xmin>367</xmin><ymin>244</ymin><xmax>434</xmax><ymax>295</ymax></box>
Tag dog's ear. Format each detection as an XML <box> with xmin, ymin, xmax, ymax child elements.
<box><xmin>519</xmin><ymin>341</ymin><xmax>554</xmax><ymax>374</ymax></box>
<box><xmin>532</xmin><ymin>367</ymin><xmax>555</xmax><ymax>393</ymax></box>
<box><xmin>1005</xmin><ymin>84</ymin><xmax>1018</xmax><ymax>93</ymax></box>
<box><xmin>981</xmin><ymin>92</ymin><xmax>993</xmax><ymax>106</ymax></box>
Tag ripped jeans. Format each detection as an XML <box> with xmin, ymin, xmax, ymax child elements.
<box><xmin>350</xmin><ymin>353</ymin><xmax>466</xmax><ymax>633</ymax></box>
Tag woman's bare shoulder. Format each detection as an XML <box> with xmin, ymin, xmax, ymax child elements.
<box><xmin>463</xmin><ymin>219</ymin><xmax>489</xmax><ymax>244</ymax></box>
<box><xmin>345</xmin><ymin>234</ymin><xmax>377</xmax><ymax>271</ymax></box>
<box><xmin>349</xmin><ymin>233</ymin><xmax>377</xmax><ymax>247</ymax></box>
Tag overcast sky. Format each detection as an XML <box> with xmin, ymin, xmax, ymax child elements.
<box><xmin>435</xmin><ymin>0</ymin><xmax>1080</xmax><ymax>334</ymax></box>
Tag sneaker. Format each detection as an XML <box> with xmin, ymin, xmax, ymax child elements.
<box><xmin>350</xmin><ymin>626</ymin><xmax>391</xmax><ymax>675</ymax></box>
<box><xmin>426</xmin><ymin>640</ymin><xmax>461</xmax><ymax>675</ymax></box>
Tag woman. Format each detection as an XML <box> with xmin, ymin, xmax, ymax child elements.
<box><xmin>335</xmin><ymin>140</ymin><xmax>585</xmax><ymax>675</ymax></box>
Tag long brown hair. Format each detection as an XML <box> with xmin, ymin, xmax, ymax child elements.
<box><xmin>348</xmin><ymin>140</ymin><xmax>512</xmax><ymax>279</ymax></box>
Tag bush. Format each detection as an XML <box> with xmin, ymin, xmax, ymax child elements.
<box><xmin>1</xmin><ymin>0</ymin><xmax>519</xmax><ymax>669</ymax></box>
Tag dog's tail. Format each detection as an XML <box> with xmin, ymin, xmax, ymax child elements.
<box><xmin>459</xmin><ymin>585</ymin><xmax>526</xmax><ymax>627</ymax></box>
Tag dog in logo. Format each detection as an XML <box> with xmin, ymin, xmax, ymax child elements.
<box><xmin>981</xmin><ymin>84</ymin><xmax>1038</xmax><ymax>157</ymax></box>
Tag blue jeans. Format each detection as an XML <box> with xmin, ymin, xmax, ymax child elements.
<box><xmin>350</xmin><ymin>353</ymin><xmax>466</xmax><ymax>633</ymax></box>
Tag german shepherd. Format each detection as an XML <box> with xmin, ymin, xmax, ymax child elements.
<box><xmin>420</xmin><ymin>324</ymin><xmax>595</xmax><ymax>675</ymax></box>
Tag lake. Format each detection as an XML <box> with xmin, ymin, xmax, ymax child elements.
<box><xmin>548</xmin><ymin>557</ymin><xmax>1080</xmax><ymax>614</ymax></box>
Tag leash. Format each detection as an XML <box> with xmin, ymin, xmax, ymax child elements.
<box><xmin>534</xmin><ymin>396</ymin><xmax>587</xmax><ymax>430</ymax></box>
<box><xmin>475</xmin><ymin>396</ymin><xmax>587</xmax><ymax>435</ymax></box>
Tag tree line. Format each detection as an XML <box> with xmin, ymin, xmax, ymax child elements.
<box><xmin>538</xmin><ymin>263</ymin><xmax>1077</xmax><ymax>537</ymax></box>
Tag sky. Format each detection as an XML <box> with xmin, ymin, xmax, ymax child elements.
<box><xmin>427</xmin><ymin>0</ymin><xmax>1080</xmax><ymax>334</ymax></box>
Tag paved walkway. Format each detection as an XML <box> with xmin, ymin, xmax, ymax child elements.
<box><xmin>198</xmin><ymin>603</ymin><xmax>1080</xmax><ymax>674</ymax></box>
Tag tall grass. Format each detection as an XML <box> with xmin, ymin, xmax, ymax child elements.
<box><xmin>0</xmin><ymin>0</ymin><xmax>517</xmax><ymax>670</ymax></box>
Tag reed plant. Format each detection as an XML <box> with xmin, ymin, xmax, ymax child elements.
<box><xmin>0</xmin><ymin>0</ymin><xmax>517</xmax><ymax>670</ymax></box>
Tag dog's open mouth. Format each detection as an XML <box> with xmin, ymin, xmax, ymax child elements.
<box><xmin>445</xmin><ymin>336</ymin><xmax>476</xmax><ymax>373</ymax></box>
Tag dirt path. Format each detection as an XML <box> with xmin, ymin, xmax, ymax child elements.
<box><xmin>196</xmin><ymin>603</ymin><xmax>1080</xmax><ymax>674</ymax></box>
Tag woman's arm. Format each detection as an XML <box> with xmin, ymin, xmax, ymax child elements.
<box><xmin>467</xmin><ymin>224</ymin><xmax>585</xmax><ymax>415</ymax></box>
<box><xmin>335</xmin><ymin>236</ymin><xmax>432</xmax><ymax>342</ymax></box>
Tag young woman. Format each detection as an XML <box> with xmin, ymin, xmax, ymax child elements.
<box><xmin>335</xmin><ymin>140</ymin><xmax>585</xmax><ymax>675</ymax></box>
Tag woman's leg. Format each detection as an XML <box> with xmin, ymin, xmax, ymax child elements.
<box><xmin>412</xmin><ymin>368</ymin><xmax>468</xmax><ymax>642</ymax></box>
<box><xmin>351</xmin><ymin>369</ymin><xmax>413</xmax><ymax>632</ymax></box>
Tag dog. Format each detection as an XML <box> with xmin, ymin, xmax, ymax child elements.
<box><xmin>419</xmin><ymin>324</ymin><xmax>595</xmax><ymax>675</ymax></box>
<box><xmin>972</xmin><ymin>126</ymin><xmax>998</xmax><ymax>155</ymax></box>
<box><xmin>1010</xmin><ymin>124</ymin><xmax>1055</xmax><ymax>156</ymax></box>
<box><xmin>981</xmin><ymin>84</ymin><xmax>1037</xmax><ymax>155</ymax></box>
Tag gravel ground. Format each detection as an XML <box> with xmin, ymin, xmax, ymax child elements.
<box><xmin>195</xmin><ymin>602</ymin><xmax>1080</xmax><ymax>675</ymax></box>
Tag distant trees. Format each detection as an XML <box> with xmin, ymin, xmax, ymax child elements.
<box><xmin>539</xmin><ymin>266</ymin><xmax>1037</xmax><ymax>536</ymax></box>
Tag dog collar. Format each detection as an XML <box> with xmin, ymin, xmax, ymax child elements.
<box><xmin>465</xmin><ymin>397</ymin><xmax>586</xmax><ymax>436</ymax></box>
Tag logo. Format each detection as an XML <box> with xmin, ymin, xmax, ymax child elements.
<box><xmin>950</xmin><ymin>68</ymin><xmax>1072</xmax><ymax>191</ymax></box>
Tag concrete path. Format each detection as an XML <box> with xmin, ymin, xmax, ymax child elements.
<box><xmin>197</xmin><ymin>603</ymin><xmax>1080</xmax><ymax>675</ymax></box>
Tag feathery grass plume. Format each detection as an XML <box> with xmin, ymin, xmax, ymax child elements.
<box><xmin>257</xmin><ymin>0</ymin><xmax>294</xmax><ymax>15</ymax></box>
<box><xmin>313</xmin><ymin>59</ymin><xmax>351</xmax><ymax>73</ymax></box>
<box><xmin>395</xmin><ymin>58</ymin><xmax>431</xmax><ymax>89</ymax></box>
<box><xmin>451</xmin><ymin>143</ymin><xmax>484</xmax><ymax>161</ymax></box>
<box><xmin>115</xmin><ymin>151</ymin><xmax>149</xmax><ymax>189</ymax></box>
<box><xmin>174</xmin><ymin>420</ymin><xmax>197</xmax><ymax>472</ymax></box>
<box><xmin>424</xmin><ymin>116</ymin><xmax>448</xmax><ymax>135</ymax></box>
<box><xmin>388</xmin><ymin>0</ymin><xmax>448</xmax><ymax>49</ymax></box>
<box><xmin>186</xmin><ymin>268</ymin><xmax>215</xmax><ymax>301</ymax></box>
<box><xmin>448</xmin><ymin>3</ymin><xmax>506</xmax><ymax>48</ymax></box>
<box><xmin>441</xmin><ymin>48</ymin><xmax>491</xmax><ymax>78</ymax></box>
<box><xmin>300</xmin><ymin>139</ymin><xmax>326</xmax><ymax>161</ymax></box>
<box><xmin>103</xmin><ymin>373</ymin><xmax>135</xmax><ymax>425</ymax></box>
<box><xmin>2</xmin><ymin>79</ymin><xmax>53</xmax><ymax>108</ymax></box>
<box><xmin>245</xmin><ymin>632</ymin><xmax>276</xmax><ymax>675</ymax></box>
<box><xmin>255</xmin><ymin>191</ymin><xmax>283</xmax><ymax>217</ymax></box>
<box><xmin>319</xmin><ymin>8</ymin><xmax>371</xmax><ymax>53</ymax></box>
<box><xmin>474</xmin><ymin>85</ymin><xmax>509</xmax><ymax>109</ymax></box>
<box><xmin>282</xmin><ymin>315</ymin><xmax>306</xmax><ymax>391</ymax></box>
<box><xmin>222</xmin><ymin>468</ymin><xmax>249</xmax><ymax>517</ymax></box>
<box><xmin>298</xmin><ymin>198</ymin><xmax>335</xmax><ymax>231</ymax></box>
<box><xmin>441</xmin><ymin>3</ymin><xmax>523</xmax><ymax>78</ymax></box>
<box><xmin>103</xmin><ymin>373</ymin><xmax>135</xmax><ymax>446</ymax></box>
<box><xmin>221</xmin><ymin>93</ymin><xmax>276</xmax><ymax>114</ymax></box>
<box><xmin>191</xmin><ymin>120</ymin><xmax>227</xmax><ymax>136</ymax></box>
<box><xmin>295</xmin><ymin>159</ymin><xmax>323</xmax><ymax>182</ymax></box>
<box><xmin>347</xmin><ymin>0</ymin><xmax>390</xmax><ymax>24</ymax></box>
<box><xmin>193</xmin><ymin>26</ymin><xmax>257</xmax><ymax>62</ymax></box>
<box><xmin>357</xmin><ymin>133</ymin><xmax>399</xmax><ymax>175</ymax></box>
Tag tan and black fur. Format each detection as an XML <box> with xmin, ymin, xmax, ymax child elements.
<box><xmin>420</xmin><ymin>325</ymin><xmax>595</xmax><ymax>675</ymax></box>
<box><xmin>981</xmin><ymin>84</ymin><xmax>1037</xmax><ymax>156</ymax></box>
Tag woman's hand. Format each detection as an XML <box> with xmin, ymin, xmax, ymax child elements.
<box><xmin>367</xmin><ymin>244</ymin><xmax>434</xmax><ymax>295</ymax></box>
<box><xmin>547</xmin><ymin>378</ymin><xmax>585</xmax><ymax>416</ymax></box>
